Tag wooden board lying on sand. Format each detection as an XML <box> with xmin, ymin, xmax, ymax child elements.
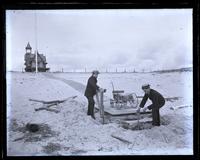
<box><xmin>121</xmin><ymin>117</ymin><xmax>152</xmax><ymax>127</ymax></box>
<box><xmin>120</xmin><ymin>117</ymin><xmax>153</xmax><ymax>130</ymax></box>
<box><xmin>111</xmin><ymin>134</ymin><xmax>132</xmax><ymax>144</ymax></box>
<box><xmin>102</xmin><ymin>106</ymin><xmax>151</xmax><ymax>116</ymax></box>
<box><xmin>94</xmin><ymin>100</ymin><xmax>151</xmax><ymax>116</ymax></box>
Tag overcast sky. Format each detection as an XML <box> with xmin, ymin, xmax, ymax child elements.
<box><xmin>6</xmin><ymin>9</ymin><xmax>192</xmax><ymax>72</ymax></box>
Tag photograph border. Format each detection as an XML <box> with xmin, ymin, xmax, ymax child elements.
<box><xmin>1</xmin><ymin>0</ymin><xmax>199</xmax><ymax>159</ymax></box>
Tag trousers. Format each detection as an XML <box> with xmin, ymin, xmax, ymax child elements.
<box><xmin>86</xmin><ymin>96</ymin><xmax>95</xmax><ymax>118</ymax></box>
<box><xmin>148</xmin><ymin>102</ymin><xmax>165</xmax><ymax>126</ymax></box>
<box><xmin>152</xmin><ymin>108</ymin><xmax>160</xmax><ymax>126</ymax></box>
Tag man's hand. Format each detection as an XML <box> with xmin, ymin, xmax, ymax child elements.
<box><xmin>141</xmin><ymin>106</ymin><xmax>148</xmax><ymax>112</ymax></box>
<box><xmin>99</xmin><ymin>88</ymin><xmax>106</xmax><ymax>93</ymax></box>
<box><xmin>136</xmin><ymin>107</ymin><xmax>141</xmax><ymax>113</ymax></box>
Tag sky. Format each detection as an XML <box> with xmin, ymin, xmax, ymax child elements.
<box><xmin>6</xmin><ymin>9</ymin><xmax>192</xmax><ymax>72</ymax></box>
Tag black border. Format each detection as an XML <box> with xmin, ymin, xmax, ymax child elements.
<box><xmin>1</xmin><ymin>0</ymin><xmax>199</xmax><ymax>160</ymax></box>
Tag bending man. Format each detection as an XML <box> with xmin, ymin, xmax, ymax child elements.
<box><xmin>137</xmin><ymin>84</ymin><xmax>165</xmax><ymax>126</ymax></box>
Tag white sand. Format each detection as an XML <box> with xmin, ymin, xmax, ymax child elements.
<box><xmin>6</xmin><ymin>71</ymin><xmax>193</xmax><ymax>155</ymax></box>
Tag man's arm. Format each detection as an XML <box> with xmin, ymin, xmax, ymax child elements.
<box><xmin>146</xmin><ymin>104</ymin><xmax>153</xmax><ymax>110</ymax></box>
<box><xmin>139</xmin><ymin>94</ymin><xmax>148</xmax><ymax>108</ymax></box>
<box><xmin>146</xmin><ymin>96</ymin><xmax>160</xmax><ymax>110</ymax></box>
<box><xmin>89</xmin><ymin>77</ymin><xmax>99</xmax><ymax>91</ymax></box>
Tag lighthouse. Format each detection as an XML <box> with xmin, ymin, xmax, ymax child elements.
<box><xmin>24</xmin><ymin>42</ymin><xmax>50</xmax><ymax>72</ymax></box>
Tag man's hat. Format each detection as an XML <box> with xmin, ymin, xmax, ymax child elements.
<box><xmin>92</xmin><ymin>70</ymin><xmax>100</xmax><ymax>74</ymax></box>
<box><xmin>142</xmin><ymin>84</ymin><xmax>150</xmax><ymax>90</ymax></box>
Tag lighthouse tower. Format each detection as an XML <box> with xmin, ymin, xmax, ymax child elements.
<box><xmin>25</xmin><ymin>42</ymin><xmax>32</xmax><ymax>54</ymax></box>
<box><xmin>24</xmin><ymin>42</ymin><xmax>33</xmax><ymax>72</ymax></box>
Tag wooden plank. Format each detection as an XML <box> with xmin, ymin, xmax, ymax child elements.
<box><xmin>122</xmin><ymin>117</ymin><xmax>152</xmax><ymax>125</ymax></box>
<box><xmin>165</xmin><ymin>97</ymin><xmax>181</xmax><ymax>102</ymax></box>
<box><xmin>111</xmin><ymin>134</ymin><xmax>132</xmax><ymax>144</ymax></box>
<box><xmin>29</xmin><ymin>99</ymin><xmax>46</xmax><ymax>103</ymax></box>
<box><xmin>13</xmin><ymin>136</ymin><xmax>25</xmax><ymax>142</ymax></box>
<box><xmin>34</xmin><ymin>107</ymin><xmax>59</xmax><ymax>113</ymax></box>
<box><xmin>95</xmin><ymin>93</ymin><xmax>100</xmax><ymax>109</ymax></box>
<box><xmin>121</xmin><ymin>117</ymin><xmax>152</xmax><ymax>130</ymax></box>
<box><xmin>103</xmin><ymin>106</ymin><xmax>151</xmax><ymax>116</ymax></box>
<box><xmin>95</xmin><ymin>103</ymin><xmax>151</xmax><ymax>116</ymax></box>
<box><xmin>46</xmin><ymin>103</ymin><xmax>59</xmax><ymax>108</ymax></box>
<box><xmin>137</xmin><ymin>96</ymin><xmax>181</xmax><ymax>101</ymax></box>
<box><xmin>112</xmin><ymin>90</ymin><xmax>124</xmax><ymax>94</ymax></box>
<box><xmin>104</xmin><ymin>108</ymin><xmax>135</xmax><ymax>115</ymax></box>
<box><xmin>29</xmin><ymin>96</ymin><xmax>77</xmax><ymax>104</ymax></box>
<box><xmin>170</xmin><ymin>104</ymin><xmax>192</xmax><ymax>110</ymax></box>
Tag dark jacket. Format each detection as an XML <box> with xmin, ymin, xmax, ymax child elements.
<box><xmin>84</xmin><ymin>76</ymin><xmax>100</xmax><ymax>97</ymax></box>
<box><xmin>139</xmin><ymin>89</ymin><xmax>165</xmax><ymax>109</ymax></box>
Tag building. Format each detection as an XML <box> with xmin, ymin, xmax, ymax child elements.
<box><xmin>24</xmin><ymin>42</ymin><xmax>50</xmax><ymax>72</ymax></box>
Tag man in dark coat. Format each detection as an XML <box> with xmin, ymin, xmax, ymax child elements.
<box><xmin>137</xmin><ymin>84</ymin><xmax>165</xmax><ymax>126</ymax></box>
<box><xmin>84</xmin><ymin>70</ymin><xmax>100</xmax><ymax>119</ymax></box>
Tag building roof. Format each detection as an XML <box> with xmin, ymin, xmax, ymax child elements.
<box><xmin>37</xmin><ymin>51</ymin><xmax>47</xmax><ymax>63</ymax></box>
<box><xmin>26</xmin><ymin>42</ymin><xmax>32</xmax><ymax>49</ymax></box>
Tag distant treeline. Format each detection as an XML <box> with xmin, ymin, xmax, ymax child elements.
<box><xmin>152</xmin><ymin>67</ymin><xmax>192</xmax><ymax>73</ymax></box>
<box><xmin>9</xmin><ymin>67</ymin><xmax>193</xmax><ymax>73</ymax></box>
<box><xmin>51</xmin><ymin>67</ymin><xmax>192</xmax><ymax>73</ymax></box>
